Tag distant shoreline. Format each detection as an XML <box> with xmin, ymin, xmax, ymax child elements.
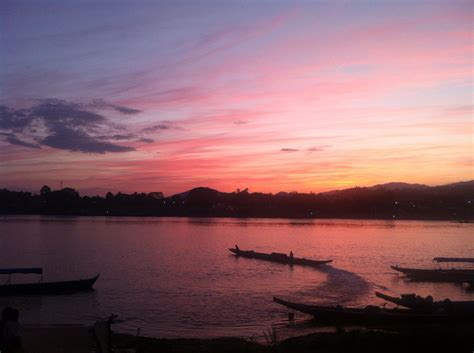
<box><xmin>2</xmin><ymin>180</ymin><xmax>473</xmax><ymax>221</ymax></box>
<box><xmin>1</xmin><ymin>212</ymin><xmax>473</xmax><ymax>222</ymax></box>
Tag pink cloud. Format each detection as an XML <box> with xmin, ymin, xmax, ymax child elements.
<box><xmin>1</xmin><ymin>3</ymin><xmax>472</xmax><ymax>194</ymax></box>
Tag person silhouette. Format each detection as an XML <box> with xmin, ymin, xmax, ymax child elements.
<box><xmin>0</xmin><ymin>307</ymin><xmax>13</xmax><ymax>350</ymax></box>
<box><xmin>3</xmin><ymin>308</ymin><xmax>22</xmax><ymax>352</ymax></box>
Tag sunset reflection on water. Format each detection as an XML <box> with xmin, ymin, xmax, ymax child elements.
<box><xmin>0</xmin><ymin>216</ymin><xmax>472</xmax><ymax>339</ymax></box>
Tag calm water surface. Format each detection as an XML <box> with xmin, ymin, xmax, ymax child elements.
<box><xmin>0</xmin><ymin>216</ymin><xmax>473</xmax><ymax>339</ymax></box>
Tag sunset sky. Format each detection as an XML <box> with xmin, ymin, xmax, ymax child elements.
<box><xmin>1</xmin><ymin>0</ymin><xmax>472</xmax><ymax>195</ymax></box>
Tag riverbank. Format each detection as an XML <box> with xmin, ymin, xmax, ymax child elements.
<box><xmin>22</xmin><ymin>325</ymin><xmax>92</xmax><ymax>353</ymax></box>
<box><xmin>22</xmin><ymin>325</ymin><xmax>474</xmax><ymax>353</ymax></box>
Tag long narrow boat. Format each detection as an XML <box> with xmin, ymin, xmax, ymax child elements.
<box><xmin>273</xmin><ymin>297</ymin><xmax>474</xmax><ymax>323</ymax></box>
<box><xmin>433</xmin><ymin>257</ymin><xmax>474</xmax><ymax>263</ymax></box>
<box><xmin>391</xmin><ymin>265</ymin><xmax>474</xmax><ymax>283</ymax></box>
<box><xmin>375</xmin><ymin>292</ymin><xmax>474</xmax><ymax>313</ymax></box>
<box><xmin>0</xmin><ymin>268</ymin><xmax>99</xmax><ymax>296</ymax></box>
<box><xmin>229</xmin><ymin>247</ymin><xmax>332</xmax><ymax>267</ymax></box>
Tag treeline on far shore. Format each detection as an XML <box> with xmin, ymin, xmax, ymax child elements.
<box><xmin>0</xmin><ymin>181</ymin><xmax>472</xmax><ymax>220</ymax></box>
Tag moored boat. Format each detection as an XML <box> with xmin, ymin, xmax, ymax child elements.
<box><xmin>0</xmin><ymin>268</ymin><xmax>99</xmax><ymax>296</ymax></box>
<box><xmin>391</xmin><ymin>265</ymin><xmax>474</xmax><ymax>283</ymax></box>
<box><xmin>375</xmin><ymin>291</ymin><xmax>474</xmax><ymax>313</ymax></box>
<box><xmin>273</xmin><ymin>297</ymin><xmax>474</xmax><ymax>323</ymax></box>
<box><xmin>229</xmin><ymin>247</ymin><xmax>332</xmax><ymax>267</ymax></box>
<box><xmin>433</xmin><ymin>257</ymin><xmax>474</xmax><ymax>263</ymax></box>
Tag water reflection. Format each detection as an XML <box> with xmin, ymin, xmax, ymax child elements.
<box><xmin>311</xmin><ymin>265</ymin><xmax>371</xmax><ymax>305</ymax></box>
<box><xmin>0</xmin><ymin>216</ymin><xmax>472</xmax><ymax>339</ymax></box>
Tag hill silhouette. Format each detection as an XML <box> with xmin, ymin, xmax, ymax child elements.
<box><xmin>0</xmin><ymin>181</ymin><xmax>472</xmax><ymax>220</ymax></box>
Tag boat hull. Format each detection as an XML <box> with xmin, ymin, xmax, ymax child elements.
<box><xmin>229</xmin><ymin>248</ymin><xmax>332</xmax><ymax>267</ymax></box>
<box><xmin>433</xmin><ymin>257</ymin><xmax>474</xmax><ymax>263</ymax></box>
<box><xmin>0</xmin><ymin>274</ymin><xmax>100</xmax><ymax>296</ymax></box>
<box><xmin>391</xmin><ymin>265</ymin><xmax>474</xmax><ymax>282</ymax></box>
<box><xmin>273</xmin><ymin>297</ymin><xmax>474</xmax><ymax>323</ymax></box>
<box><xmin>375</xmin><ymin>291</ymin><xmax>474</xmax><ymax>313</ymax></box>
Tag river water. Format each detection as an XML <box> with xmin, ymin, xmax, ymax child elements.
<box><xmin>0</xmin><ymin>216</ymin><xmax>472</xmax><ymax>339</ymax></box>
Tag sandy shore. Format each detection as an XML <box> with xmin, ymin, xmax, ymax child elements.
<box><xmin>20</xmin><ymin>324</ymin><xmax>474</xmax><ymax>353</ymax></box>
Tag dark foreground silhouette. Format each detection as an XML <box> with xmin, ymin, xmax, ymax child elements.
<box><xmin>19</xmin><ymin>324</ymin><xmax>474</xmax><ymax>353</ymax></box>
<box><xmin>1</xmin><ymin>180</ymin><xmax>472</xmax><ymax>220</ymax></box>
<box><xmin>113</xmin><ymin>326</ymin><xmax>474</xmax><ymax>353</ymax></box>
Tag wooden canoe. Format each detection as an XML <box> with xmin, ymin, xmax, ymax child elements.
<box><xmin>391</xmin><ymin>265</ymin><xmax>474</xmax><ymax>283</ymax></box>
<box><xmin>375</xmin><ymin>291</ymin><xmax>474</xmax><ymax>313</ymax></box>
<box><xmin>273</xmin><ymin>297</ymin><xmax>474</xmax><ymax>323</ymax></box>
<box><xmin>0</xmin><ymin>274</ymin><xmax>100</xmax><ymax>296</ymax></box>
<box><xmin>229</xmin><ymin>247</ymin><xmax>332</xmax><ymax>267</ymax></box>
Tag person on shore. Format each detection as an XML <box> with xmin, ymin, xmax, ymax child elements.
<box><xmin>3</xmin><ymin>308</ymin><xmax>23</xmax><ymax>353</ymax></box>
<box><xmin>1</xmin><ymin>307</ymin><xmax>13</xmax><ymax>350</ymax></box>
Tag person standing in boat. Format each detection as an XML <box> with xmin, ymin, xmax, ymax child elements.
<box><xmin>289</xmin><ymin>251</ymin><xmax>294</xmax><ymax>261</ymax></box>
<box><xmin>235</xmin><ymin>244</ymin><xmax>240</xmax><ymax>252</ymax></box>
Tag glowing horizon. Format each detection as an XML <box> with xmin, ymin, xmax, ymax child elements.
<box><xmin>1</xmin><ymin>1</ymin><xmax>472</xmax><ymax>196</ymax></box>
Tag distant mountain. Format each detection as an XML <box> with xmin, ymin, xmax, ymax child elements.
<box><xmin>1</xmin><ymin>180</ymin><xmax>473</xmax><ymax>220</ymax></box>
<box><xmin>373</xmin><ymin>182</ymin><xmax>430</xmax><ymax>191</ymax></box>
<box><xmin>319</xmin><ymin>181</ymin><xmax>463</xmax><ymax>196</ymax></box>
<box><xmin>434</xmin><ymin>180</ymin><xmax>474</xmax><ymax>189</ymax></box>
<box><xmin>171</xmin><ymin>187</ymin><xmax>222</xmax><ymax>199</ymax></box>
<box><xmin>165</xmin><ymin>181</ymin><xmax>471</xmax><ymax>199</ymax></box>
<box><xmin>275</xmin><ymin>191</ymin><xmax>291</xmax><ymax>197</ymax></box>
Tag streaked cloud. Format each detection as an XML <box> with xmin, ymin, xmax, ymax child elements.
<box><xmin>0</xmin><ymin>1</ymin><xmax>472</xmax><ymax>194</ymax></box>
<box><xmin>0</xmin><ymin>99</ymin><xmax>141</xmax><ymax>153</ymax></box>
<box><xmin>41</xmin><ymin>126</ymin><xmax>135</xmax><ymax>153</ymax></box>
